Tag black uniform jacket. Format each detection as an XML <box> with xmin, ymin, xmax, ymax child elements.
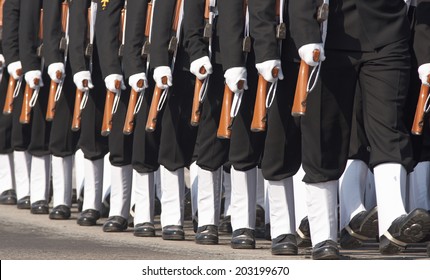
<box><xmin>96</xmin><ymin>0</ymin><xmax>124</xmax><ymax>79</ymax></box>
<box><xmin>68</xmin><ymin>0</ymin><xmax>91</xmax><ymax>76</ymax></box>
<box><xmin>414</xmin><ymin>0</ymin><xmax>430</xmax><ymax>66</ymax></box>
<box><xmin>290</xmin><ymin>0</ymin><xmax>410</xmax><ymax>51</ymax></box>
<box><xmin>43</xmin><ymin>0</ymin><xmax>64</xmax><ymax>66</ymax></box>
<box><xmin>122</xmin><ymin>0</ymin><xmax>148</xmax><ymax>79</ymax></box>
<box><xmin>19</xmin><ymin>0</ymin><xmax>43</xmax><ymax>73</ymax></box>
<box><xmin>2</xmin><ymin>0</ymin><xmax>20</xmax><ymax>65</ymax></box>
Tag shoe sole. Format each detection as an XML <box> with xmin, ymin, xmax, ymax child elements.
<box><xmin>356</xmin><ymin>207</ymin><xmax>379</xmax><ymax>238</ymax></box>
<box><xmin>271</xmin><ymin>248</ymin><xmax>298</xmax><ymax>255</ymax></box>
<box><xmin>134</xmin><ymin>232</ymin><xmax>156</xmax><ymax>237</ymax></box>
<box><xmin>231</xmin><ymin>243</ymin><xmax>255</xmax><ymax>249</ymax></box>
<box><xmin>31</xmin><ymin>210</ymin><xmax>49</xmax><ymax>215</ymax></box>
<box><xmin>77</xmin><ymin>220</ymin><xmax>97</xmax><ymax>226</ymax></box>
<box><xmin>195</xmin><ymin>239</ymin><xmax>218</xmax><ymax>245</ymax></box>
<box><xmin>162</xmin><ymin>235</ymin><xmax>184</xmax><ymax>240</ymax></box>
<box><xmin>393</xmin><ymin>209</ymin><xmax>430</xmax><ymax>243</ymax></box>
<box><xmin>103</xmin><ymin>228</ymin><xmax>126</xmax><ymax>232</ymax></box>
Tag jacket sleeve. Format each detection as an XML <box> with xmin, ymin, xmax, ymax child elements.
<box><xmin>2</xmin><ymin>0</ymin><xmax>20</xmax><ymax>64</ymax></box>
<box><xmin>248</xmin><ymin>0</ymin><xmax>278</xmax><ymax>63</ymax></box>
<box><xmin>19</xmin><ymin>0</ymin><xmax>42</xmax><ymax>73</ymax></box>
<box><xmin>68</xmin><ymin>0</ymin><xmax>90</xmax><ymax>75</ymax></box>
<box><xmin>414</xmin><ymin>0</ymin><xmax>430</xmax><ymax>66</ymax></box>
<box><xmin>217</xmin><ymin>0</ymin><xmax>245</xmax><ymax>71</ymax></box>
<box><xmin>183</xmin><ymin>0</ymin><xmax>208</xmax><ymax>63</ymax></box>
<box><xmin>43</xmin><ymin>0</ymin><xmax>63</xmax><ymax>66</ymax></box>
<box><xmin>289</xmin><ymin>0</ymin><xmax>322</xmax><ymax>48</ymax></box>
<box><xmin>95</xmin><ymin>0</ymin><xmax>123</xmax><ymax>79</ymax></box>
<box><xmin>150</xmin><ymin>0</ymin><xmax>175</xmax><ymax>69</ymax></box>
<box><xmin>122</xmin><ymin>0</ymin><xmax>148</xmax><ymax>79</ymax></box>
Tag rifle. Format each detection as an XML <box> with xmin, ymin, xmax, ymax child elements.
<box><xmin>146</xmin><ymin>77</ymin><xmax>167</xmax><ymax>132</ymax></box>
<box><xmin>71</xmin><ymin>79</ymin><xmax>88</xmax><ymax>131</ymax></box>
<box><xmin>3</xmin><ymin>69</ymin><xmax>22</xmax><ymax>115</ymax></box>
<box><xmin>250</xmin><ymin>68</ymin><xmax>279</xmax><ymax>132</ymax></box>
<box><xmin>101</xmin><ymin>80</ymin><xmax>120</xmax><ymax>136</ymax></box>
<box><xmin>20</xmin><ymin>9</ymin><xmax>44</xmax><ymax>124</ymax></box>
<box><xmin>146</xmin><ymin>0</ymin><xmax>183</xmax><ymax>132</ymax></box>
<box><xmin>19</xmin><ymin>78</ymin><xmax>40</xmax><ymax>124</ymax></box>
<box><xmin>46</xmin><ymin>1</ymin><xmax>69</xmax><ymax>121</ymax></box>
<box><xmin>217</xmin><ymin>80</ymin><xmax>244</xmax><ymax>139</ymax></box>
<box><xmin>190</xmin><ymin>0</ymin><xmax>211</xmax><ymax>126</ymax></box>
<box><xmin>291</xmin><ymin>49</ymin><xmax>320</xmax><ymax>116</ymax></box>
<box><xmin>101</xmin><ymin>4</ymin><xmax>127</xmax><ymax>136</ymax></box>
<box><xmin>123</xmin><ymin>1</ymin><xmax>153</xmax><ymax>135</ymax></box>
<box><xmin>190</xmin><ymin>67</ymin><xmax>206</xmax><ymax>126</ymax></box>
<box><xmin>71</xmin><ymin>5</ymin><xmax>94</xmax><ymax>131</ymax></box>
<box><xmin>123</xmin><ymin>79</ymin><xmax>144</xmax><ymax>135</ymax></box>
<box><xmin>411</xmin><ymin>75</ymin><xmax>430</xmax><ymax>135</ymax></box>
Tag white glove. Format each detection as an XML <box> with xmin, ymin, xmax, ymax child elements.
<box><xmin>418</xmin><ymin>63</ymin><xmax>430</xmax><ymax>86</ymax></box>
<box><xmin>190</xmin><ymin>56</ymin><xmax>213</xmax><ymax>80</ymax></box>
<box><xmin>47</xmin><ymin>62</ymin><xmax>65</xmax><ymax>83</ymax></box>
<box><xmin>104</xmin><ymin>74</ymin><xmax>126</xmax><ymax>92</ymax></box>
<box><xmin>7</xmin><ymin>61</ymin><xmax>22</xmax><ymax>79</ymax></box>
<box><xmin>224</xmin><ymin>67</ymin><xmax>248</xmax><ymax>93</ymax></box>
<box><xmin>73</xmin><ymin>70</ymin><xmax>94</xmax><ymax>91</ymax></box>
<box><xmin>298</xmin><ymin>43</ymin><xmax>326</xmax><ymax>67</ymax></box>
<box><xmin>25</xmin><ymin>70</ymin><xmax>44</xmax><ymax>89</ymax></box>
<box><xmin>255</xmin><ymin>59</ymin><xmax>284</xmax><ymax>83</ymax></box>
<box><xmin>128</xmin><ymin>72</ymin><xmax>148</xmax><ymax>93</ymax></box>
<box><xmin>0</xmin><ymin>54</ymin><xmax>5</xmax><ymax>70</ymax></box>
<box><xmin>153</xmin><ymin>66</ymin><xmax>173</xmax><ymax>89</ymax></box>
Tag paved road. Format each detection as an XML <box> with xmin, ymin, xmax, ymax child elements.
<box><xmin>0</xmin><ymin>203</ymin><xmax>429</xmax><ymax>260</ymax></box>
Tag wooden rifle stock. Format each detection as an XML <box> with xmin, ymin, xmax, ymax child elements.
<box><xmin>19</xmin><ymin>78</ymin><xmax>40</xmax><ymax>124</ymax></box>
<box><xmin>71</xmin><ymin>79</ymin><xmax>88</xmax><ymax>131</ymax></box>
<box><xmin>217</xmin><ymin>81</ymin><xmax>244</xmax><ymax>139</ymax></box>
<box><xmin>411</xmin><ymin>75</ymin><xmax>430</xmax><ymax>135</ymax></box>
<box><xmin>251</xmin><ymin>68</ymin><xmax>279</xmax><ymax>132</ymax></box>
<box><xmin>145</xmin><ymin>2</ymin><xmax>152</xmax><ymax>37</ymax></box>
<box><xmin>3</xmin><ymin>69</ymin><xmax>22</xmax><ymax>115</ymax></box>
<box><xmin>291</xmin><ymin>49</ymin><xmax>320</xmax><ymax>116</ymax></box>
<box><xmin>101</xmin><ymin>80</ymin><xmax>120</xmax><ymax>136</ymax></box>
<box><xmin>46</xmin><ymin>71</ymin><xmax>62</xmax><ymax>121</ymax></box>
<box><xmin>146</xmin><ymin>76</ymin><xmax>167</xmax><ymax>132</ymax></box>
<box><xmin>190</xmin><ymin>67</ymin><xmax>206</xmax><ymax>126</ymax></box>
<box><xmin>123</xmin><ymin>79</ymin><xmax>144</xmax><ymax>135</ymax></box>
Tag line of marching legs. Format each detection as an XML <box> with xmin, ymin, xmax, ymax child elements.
<box><xmin>1</xmin><ymin>150</ymin><xmax>429</xmax><ymax>259</ymax></box>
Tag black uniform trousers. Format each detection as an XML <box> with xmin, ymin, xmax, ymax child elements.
<box><xmin>49</xmin><ymin>60</ymin><xmax>80</xmax><ymax>157</ymax></box>
<box><xmin>131</xmin><ymin>69</ymin><xmax>160</xmax><ymax>173</ymax></box>
<box><xmin>77</xmin><ymin>48</ymin><xmax>109</xmax><ymax>161</ymax></box>
<box><xmin>302</xmin><ymin>39</ymin><xmax>414</xmax><ymax>184</ymax></box>
<box><xmin>0</xmin><ymin>71</ymin><xmax>13</xmax><ymax>154</ymax></box>
<box><xmin>261</xmin><ymin>61</ymin><xmax>302</xmax><ymax>181</ymax></box>
<box><xmin>229</xmin><ymin>51</ymin><xmax>265</xmax><ymax>171</ymax></box>
<box><xmin>157</xmin><ymin>47</ymin><xmax>198</xmax><ymax>171</ymax></box>
<box><xmin>195</xmin><ymin>63</ymin><xmax>229</xmax><ymax>171</ymax></box>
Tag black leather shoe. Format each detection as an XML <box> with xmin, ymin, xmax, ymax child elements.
<box><xmin>162</xmin><ymin>225</ymin><xmax>185</xmax><ymax>240</ymax></box>
<box><xmin>77</xmin><ymin>209</ymin><xmax>100</xmax><ymax>226</ymax></box>
<box><xmin>49</xmin><ymin>205</ymin><xmax>71</xmax><ymax>220</ymax></box>
<box><xmin>17</xmin><ymin>196</ymin><xmax>31</xmax><ymax>209</ymax></box>
<box><xmin>340</xmin><ymin>206</ymin><xmax>378</xmax><ymax>249</ymax></box>
<box><xmin>312</xmin><ymin>240</ymin><xmax>340</xmax><ymax>260</ymax></box>
<box><xmin>296</xmin><ymin>216</ymin><xmax>312</xmax><ymax>248</ymax></box>
<box><xmin>219</xmin><ymin>215</ymin><xmax>232</xmax><ymax>234</ymax></box>
<box><xmin>195</xmin><ymin>225</ymin><xmax>218</xmax><ymax>245</ymax></box>
<box><xmin>231</xmin><ymin>228</ymin><xmax>255</xmax><ymax>249</ymax></box>
<box><xmin>379</xmin><ymin>208</ymin><xmax>430</xmax><ymax>255</ymax></box>
<box><xmin>134</xmin><ymin>222</ymin><xmax>156</xmax><ymax>237</ymax></box>
<box><xmin>271</xmin><ymin>234</ymin><xmax>298</xmax><ymax>255</ymax></box>
<box><xmin>103</xmin><ymin>216</ymin><xmax>128</xmax><ymax>232</ymax></box>
<box><xmin>30</xmin><ymin>200</ymin><xmax>49</xmax><ymax>214</ymax></box>
<box><xmin>0</xmin><ymin>190</ymin><xmax>17</xmax><ymax>205</ymax></box>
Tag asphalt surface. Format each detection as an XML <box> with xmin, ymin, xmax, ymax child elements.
<box><xmin>1</xmin><ymin>202</ymin><xmax>430</xmax><ymax>261</ymax></box>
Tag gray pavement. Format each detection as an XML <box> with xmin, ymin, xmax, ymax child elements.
<box><xmin>0</xmin><ymin>203</ymin><xmax>429</xmax><ymax>260</ymax></box>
